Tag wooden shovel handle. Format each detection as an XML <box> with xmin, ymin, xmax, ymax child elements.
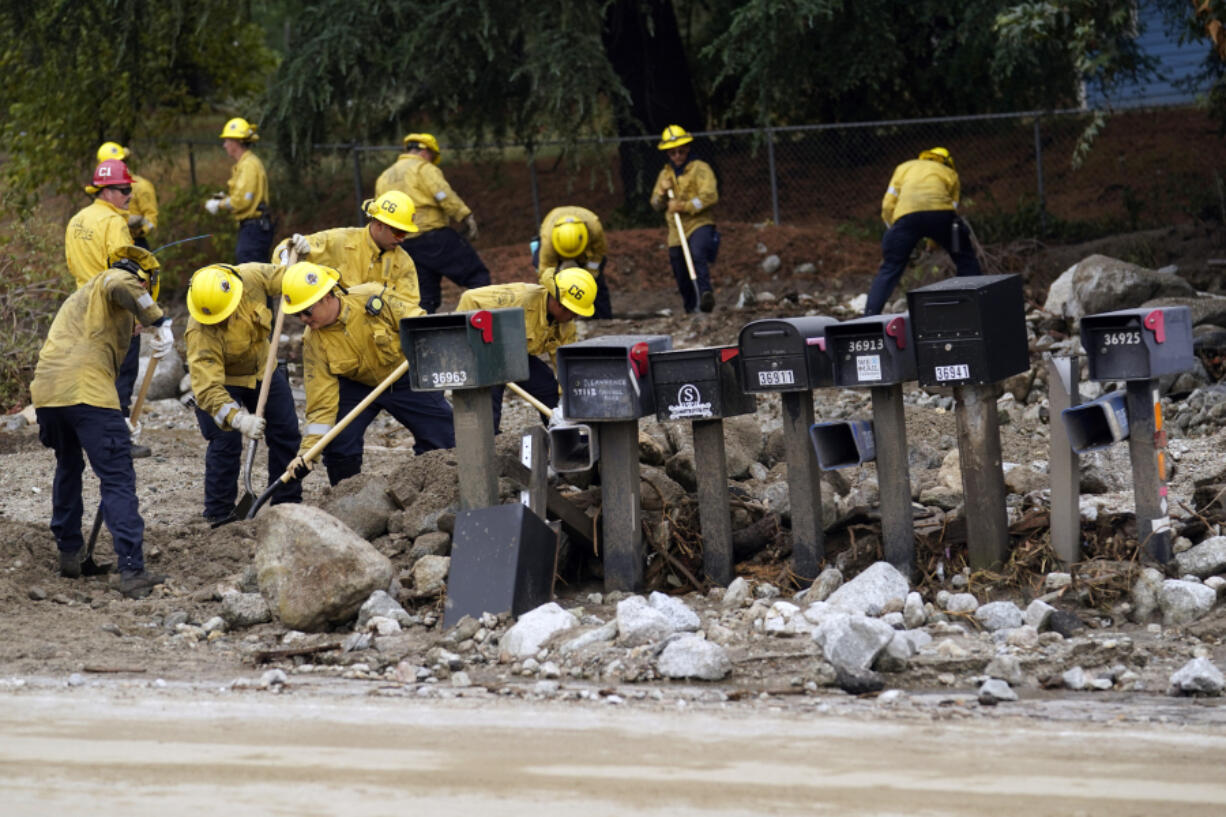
<box><xmin>128</xmin><ymin>351</ymin><xmax>160</xmax><ymax>424</ymax></box>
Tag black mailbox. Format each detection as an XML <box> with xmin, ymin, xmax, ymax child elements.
<box><xmin>907</xmin><ymin>274</ymin><xmax>1029</xmax><ymax>387</ymax></box>
<box><xmin>1079</xmin><ymin>307</ymin><xmax>1195</xmax><ymax>381</ymax></box>
<box><xmin>827</xmin><ymin>314</ymin><xmax>918</xmax><ymax>387</ymax></box>
<box><xmin>650</xmin><ymin>346</ymin><xmax>757</xmax><ymax>422</ymax></box>
<box><xmin>399</xmin><ymin>308</ymin><xmax>529</xmax><ymax>390</ymax></box>
<box><xmin>738</xmin><ymin>317</ymin><xmax>836</xmax><ymax>393</ymax></box>
<box><xmin>558</xmin><ymin>335</ymin><xmax>673</xmax><ymax>421</ymax></box>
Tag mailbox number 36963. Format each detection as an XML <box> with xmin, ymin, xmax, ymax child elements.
<box><xmin>430</xmin><ymin>370</ymin><xmax>469</xmax><ymax>386</ymax></box>
<box><xmin>1101</xmin><ymin>331</ymin><xmax>1141</xmax><ymax>347</ymax></box>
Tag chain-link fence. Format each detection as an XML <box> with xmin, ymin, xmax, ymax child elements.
<box><xmin>178</xmin><ymin>105</ymin><xmax>1223</xmax><ymax>247</ymax></box>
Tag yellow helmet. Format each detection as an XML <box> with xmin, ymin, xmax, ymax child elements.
<box><xmin>402</xmin><ymin>132</ymin><xmax>441</xmax><ymax>164</ymax></box>
<box><xmin>362</xmin><ymin>191</ymin><xmax>419</xmax><ymax>234</ymax></box>
<box><xmin>220</xmin><ymin>117</ymin><xmax>259</xmax><ymax>142</ymax></box>
<box><xmin>186</xmin><ymin>265</ymin><xmax>244</xmax><ymax>325</ymax></box>
<box><xmin>108</xmin><ymin>245</ymin><xmax>161</xmax><ymax>301</ymax></box>
<box><xmin>281</xmin><ymin>261</ymin><xmax>340</xmax><ymax>314</ymax></box>
<box><xmin>96</xmin><ymin>141</ymin><xmax>130</xmax><ymax>162</ymax></box>
<box><xmin>657</xmin><ymin>124</ymin><xmax>693</xmax><ymax>150</ymax></box>
<box><xmin>919</xmin><ymin>147</ymin><xmax>954</xmax><ymax>169</ymax></box>
<box><xmin>550</xmin><ymin>216</ymin><xmax>589</xmax><ymax>259</ymax></box>
<box><xmin>552</xmin><ymin>267</ymin><xmax>597</xmax><ymax>317</ymax></box>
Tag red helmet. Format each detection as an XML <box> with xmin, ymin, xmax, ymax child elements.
<box><xmin>92</xmin><ymin>159</ymin><xmax>134</xmax><ymax>188</ymax></box>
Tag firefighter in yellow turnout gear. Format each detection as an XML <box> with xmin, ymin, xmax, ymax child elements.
<box><xmin>649</xmin><ymin>125</ymin><xmax>720</xmax><ymax>313</ymax></box>
<box><xmin>96</xmin><ymin>142</ymin><xmax>158</xmax><ymax>251</ymax></box>
<box><xmin>534</xmin><ymin>206</ymin><xmax>612</xmax><ymax>319</ymax></box>
<box><xmin>206</xmin><ymin>117</ymin><xmax>272</xmax><ymax>263</ymax></box>
<box><xmin>456</xmin><ymin>267</ymin><xmax>598</xmax><ymax>432</ymax></box>
<box><xmin>280</xmin><ymin>262</ymin><xmax>455</xmax><ymax>486</ymax></box>
<box><xmin>184</xmin><ymin>263</ymin><xmax>302</xmax><ymax>523</ymax></box>
<box><xmin>31</xmin><ymin>245</ymin><xmax>173</xmax><ymax>598</ymax></box>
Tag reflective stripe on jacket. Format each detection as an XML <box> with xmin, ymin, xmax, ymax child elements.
<box><xmin>650</xmin><ymin>159</ymin><xmax>718</xmax><ymax>246</ymax></box>
<box><xmin>225</xmin><ymin>151</ymin><xmax>269</xmax><ymax>222</ymax></box>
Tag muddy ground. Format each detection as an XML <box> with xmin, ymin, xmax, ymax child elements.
<box><xmin>1</xmin><ymin>222</ymin><xmax>1226</xmax><ymax>727</ymax></box>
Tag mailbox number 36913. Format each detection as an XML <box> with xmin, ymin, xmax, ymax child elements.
<box><xmin>1101</xmin><ymin>331</ymin><xmax>1141</xmax><ymax>346</ymax></box>
<box><xmin>430</xmin><ymin>370</ymin><xmax>469</xmax><ymax>387</ymax></box>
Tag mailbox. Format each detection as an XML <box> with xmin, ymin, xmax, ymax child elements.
<box><xmin>399</xmin><ymin>308</ymin><xmax>529</xmax><ymax>391</ymax></box>
<box><xmin>557</xmin><ymin>335</ymin><xmax>672</xmax><ymax>421</ymax></box>
<box><xmin>738</xmin><ymin>317</ymin><xmax>836</xmax><ymax>393</ymax></box>
<box><xmin>1061</xmin><ymin>391</ymin><xmax>1130</xmax><ymax>453</ymax></box>
<box><xmin>827</xmin><ymin>314</ymin><xmax>918</xmax><ymax>387</ymax></box>
<box><xmin>907</xmin><ymin>274</ymin><xmax>1029</xmax><ymax>387</ymax></box>
<box><xmin>1079</xmin><ymin>307</ymin><xmax>1195</xmax><ymax>381</ymax></box>
<box><xmin>650</xmin><ymin>346</ymin><xmax>756</xmax><ymax>422</ymax></box>
<box><xmin>809</xmin><ymin>420</ymin><xmax>876</xmax><ymax>470</ymax></box>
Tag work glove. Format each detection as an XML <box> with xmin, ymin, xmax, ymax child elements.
<box><xmin>547</xmin><ymin>405</ymin><xmax>566</xmax><ymax>429</ymax></box>
<box><xmin>150</xmin><ymin>323</ymin><xmax>174</xmax><ymax>358</ymax></box>
<box><xmin>126</xmin><ymin>418</ymin><xmax>142</xmax><ymax>441</ymax></box>
<box><xmin>462</xmin><ymin>214</ymin><xmax>478</xmax><ymax>241</ymax></box>
<box><xmin>290</xmin><ymin>233</ymin><xmax>312</xmax><ymax>257</ymax></box>
<box><xmin>127</xmin><ymin>214</ymin><xmax>144</xmax><ymax>231</ymax></box>
<box><xmin>230</xmin><ymin>411</ymin><xmax>266</xmax><ymax>441</ymax></box>
<box><xmin>288</xmin><ymin>455</ymin><xmax>314</xmax><ymax>481</ymax></box>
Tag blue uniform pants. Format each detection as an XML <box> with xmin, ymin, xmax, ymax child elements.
<box><xmin>490</xmin><ymin>355</ymin><xmax>559</xmax><ymax>433</ymax></box>
<box><xmin>115</xmin><ymin>335</ymin><xmax>140</xmax><ymax>416</ymax></box>
<box><xmin>35</xmin><ymin>405</ymin><xmax>146</xmax><ymax>573</ymax></box>
<box><xmin>865</xmin><ymin>210</ymin><xmax>982</xmax><ymax>315</ymax></box>
<box><xmin>669</xmin><ymin>224</ymin><xmax>718</xmax><ymax>312</ymax></box>
<box><xmin>193</xmin><ymin>366</ymin><xmax>302</xmax><ymax>520</ymax></box>
<box><xmin>324</xmin><ymin>374</ymin><xmax>456</xmax><ymax>485</ymax></box>
<box><xmin>401</xmin><ymin>228</ymin><xmax>490</xmax><ymax>314</ymax></box>
<box><xmin>236</xmin><ymin>218</ymin><xmax>273</xmax><ymax>264</ymax></box>
<box><xmin>530</xmin><ymin>247</ymin><xmax>612</xmax><ymax>319</ymax></box>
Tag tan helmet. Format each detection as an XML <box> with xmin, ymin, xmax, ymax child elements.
<box><xmin>220</xmin><ymin>117</ymin><xmax>259</xmax><ymax>142</ymax></box>
<box><xmin>281</xmin><ymin>261</ymin><xmax>341</xmax><ymax>314</ymax></box>
<box><xmin>108</xmin><ymin>245</ymin><xmax>161</xmax><ymax>300</ymax></box>
<box><xmin>552</xmin><ymin>267</ymin><xmax>597</xmax><ymax>317</ymax></box>
<box><xmin>918</xmin><ymin>147</ymin><xmax>954</xmax><ymax>169</ymax></box>
<box><xmin>402</xmin><ymin>132</ymin><xmax>441</xmax><ymax>164</ymax></box>
<box><xmin>657</xmin><ymin>124</ymin><xmax>693</xmax><ymax>150</ymax></box>
<box><xmin>186</xmin><ymin>265</ymin><xmax>244</xmax><ymax>324</ymax></box>
<box><xmin>550</xmin><ymin>216</ymin><xmax>589</xmax><ymax>259</ymax></box>
<box><xmin>96</xmin><ymin>141</ymin><xmax>130</xmax><ymax>162</ymax></box>
<box><xmin>362</xmin><ymin>191</ymin><xmax>419</xmax><ymax>233</ymax></box>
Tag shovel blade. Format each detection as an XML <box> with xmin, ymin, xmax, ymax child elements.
<box><xmin>234</xmin><ymin>489</ymin><xmax>255</xmax><ymax>520</ymax></box>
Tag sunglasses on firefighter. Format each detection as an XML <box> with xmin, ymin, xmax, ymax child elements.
<box><xmin>112</xmin><ymin>185</ymin><xmax>133</xmax><ymax>195</ymax></box>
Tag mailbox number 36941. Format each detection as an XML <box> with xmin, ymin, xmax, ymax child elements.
<box><xmin>430</xmin><ymin>370</ymin><xmax>469</xmax><ymax>387</ymax></box>
<box><xmin>1101</xmin><ymin>331</ymin><xmax>1141</xmax><ymax>347</ymax></box>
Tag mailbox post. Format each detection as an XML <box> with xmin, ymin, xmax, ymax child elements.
<box><xmin>908</xmin><ymin>274</ymin><xmax>1030</xmax><ymax>569</ymax></box>
<box><xmin>823</xmin><ymin>313</ymin><xmax>918</xmax><ymax>574</ymax></box>
<box><xmin>557</xmin><ymin>334</ymin><xmax>673</xmax><ymax>591</ymax></box>
<box><xmin>1066</xmin><ymin>307</ymin><xmax>1195</xmax><ymax>563</ymax></box>
<box><xmin>650</xmin><ymin>345</ymin><xmax>757</xmax><ymax>586</ymax></box>
<box><xmin>400</xmin><ymin>308</ymin><xmax>529</xmax><ymax>510</ymax></box>
<box><xmin>739</xmin><ymin>317</ymin><xmax>836</xmax><ymax>583</ymax></box>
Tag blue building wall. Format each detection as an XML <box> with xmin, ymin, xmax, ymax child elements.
<box><xmin>1086</xmin><ymin>1</ymin><xmax>1216</xmax><ymax>107</ymax></box>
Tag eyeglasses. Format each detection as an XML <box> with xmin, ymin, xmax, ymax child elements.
<box><xmin>299</xmin><ymin>304</ymin><xmax>315</xmax><ymax>318</ymax></box>
<box><xmin>112</xmin><ymin>186</ymin><xmax>133</xmax><ymax>195</ymax></box>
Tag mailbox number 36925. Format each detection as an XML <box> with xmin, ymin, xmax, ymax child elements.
<box><xmin>430</xmin><ymin>370</ymin><xmax>469</xmax><ymax>387</ymax></box>
<box><xmin>1101</xmin><ymin>331</ymin><xmax>1141</xmax><ymax>347</ymax></box>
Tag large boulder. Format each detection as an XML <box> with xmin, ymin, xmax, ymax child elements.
<box><xmin>255</xmin><ymin>504</ymin><xmax>395</xmax><ymax>632</ymax></box>
<box><xmin>1144</xmin><ymin>294</ymin><xmax>1226</xmax><ymax>329</ymax></box>
<box><xmin>320</xmin><ymin>474</ymin><xmax>399</xmax><ymax>540</ymax></box>
<box><xmin>1043</xmin><ymin>255</ymin><xmax>1196</xmax><ymax>320</ymax></box>
<box><xmin>825</xmin><ymin>561</ymin><xmax>910</xmax><ymax>616</ymax></box>
<box><xmin>1173</xmin><ymin>536</ymin><xmax>1226</xmax><ymax>580</ymax></box>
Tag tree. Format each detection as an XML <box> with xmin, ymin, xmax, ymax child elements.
<box><xmin>0</xmin><ymin>1</ymin><xmax>275</xmax><ymax>209</ymax></box>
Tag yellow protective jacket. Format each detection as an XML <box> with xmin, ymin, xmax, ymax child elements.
<box><xmin>456</xmin><ymin>282</ymin><xmax>576</xmax><ymax>361</ymax></box>
<box><xmin>273</xmin><ymin>226</ymin><xmax>423</xmax><ymax>306</ymax></box>
<box><xmin>30</xmin><ymin>268</ymin><xmax>165</xmax><ymax>410</ymax></box>
<box><xmin>184</xmin><ymin>263</ymin><xmax>285</xmax><ymax>430</ymax></box>
<box><xmin>299</xmin><ymin>283</ymin><xmax>424</xmax><ymax>453</ymax></box>
<box><xmin>880</xmin><ymin>158</ymin><xmax>960</xmax><ymax>226</ymax></box>
<box><xmin>224</xmin><ymin>150</ymin><xmax>269</xmax><ymax>222</ymax></box>
<box><xmin>649</xmin><ymin>159</ymin><xmax>718</xmax><ymax>246</ymax></box>
<box><xmin>537</xmin><ymin>206</ymin><xmax>607</xmax><ymax>276</ymax></box>
<box><xmin>374</xmin><ymin>153</ymin><xmax>471</xmax><ymax>233</ymax></box>
<box><xmin>127</xmin><ymin>174</ymin><xmax>159</xmax><ymax>239</ymax></box>
<box><xmin>65</xmin><ymin>199</ymin><xmax>133</xmax><ymax>288</ymax></box>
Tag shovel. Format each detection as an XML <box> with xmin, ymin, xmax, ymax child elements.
<box><xmin>83</xmin><ymin>346</ymin><xmax>161</xmax><ymax>571</ymax></box>
<box><xmin>507</xmin><ymin>382</ymin><xmax>552</xmax><ymax>418</ymax></box>
<box><xmin>666</xmin><ymin>188</ymin><xmax>702</xmax><ymax>309</ymax></box>
<box><xmin>229</xmin><ymin>303</ymin><xmax>287</xmax><ymax>520</ymax></box>
<box><xmin>245</xmin><ymin>359</ymin><xmax>411</xmax><ymax>521</ymax></box>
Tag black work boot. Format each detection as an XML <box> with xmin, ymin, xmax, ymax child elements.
<box><xmin>59</xmin><ymin>548</ymin><xmax>83</xmax><ymax>579</ymax></box>
<box><xmin>119</xmin><ymin>569</ymin><xmax>167</xmax><ymax>599</ymax></box>
<box><xmin>130</xmin><ymin>443</ymin><xmax>152</xmax><ymax>459</ymax></box>
<box><xmin>700</xmin><ymin>290</ymin><xmax>716</xmax><ymax>313</ymax></box>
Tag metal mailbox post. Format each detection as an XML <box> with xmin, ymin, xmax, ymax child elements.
<box><xmin>650</xmin><ymin>345</ymin><xmax>756</xmax><ymax>586</ymax></box>
<box><xmin>400</xmin><ymin>308</ymin><xmax>529</xmax><ymax>510</ymax></box>
<box><xmin>739</xmin><ymin>316</ymin><xmax>836</xmax><ymax>583</ymax></box>
<box><xmin>907</xmin><ymin>274</ymin><xmax>1030</xmax><ymax>569</ymax></box>
<box><xmin>1063</xmin><ymin>307</ymin><xmax>1195</xmax><ymax>563</ymax></box>
<box><xmin>820</xmin><ymin>313</ymin><xmax>918</xmax><ymax>574</ymax></box>
<box><xmin>557</xmin><ymin>334</ymin><xmax>673</xmax><ymax>591</ymax></box>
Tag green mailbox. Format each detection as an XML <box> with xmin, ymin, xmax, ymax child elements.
<box><xmin>399</xmin><ymin>308</ymin><xmax>530</xmax><ymax>391</ymax></box>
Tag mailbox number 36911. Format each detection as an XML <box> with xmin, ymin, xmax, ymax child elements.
<box><xmin>430</xmin><ymin>370</ymin><xmax>469</xmax><ymax>387</ymax></box>
<box><xmin>1101</xmin><ymin>331</ymin><xmax>1141</xmax><ymax>347</ymax></box>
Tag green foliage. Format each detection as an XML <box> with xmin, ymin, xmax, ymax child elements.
<box><xmin>0</xmin><ymin>206</ymin><xmax>68</xmax><ymax>407</ymax></box>
<box><xmin>0</xmin><ymin>1</ymin><xmax>275</xmax><ymax>211</ymax></box>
